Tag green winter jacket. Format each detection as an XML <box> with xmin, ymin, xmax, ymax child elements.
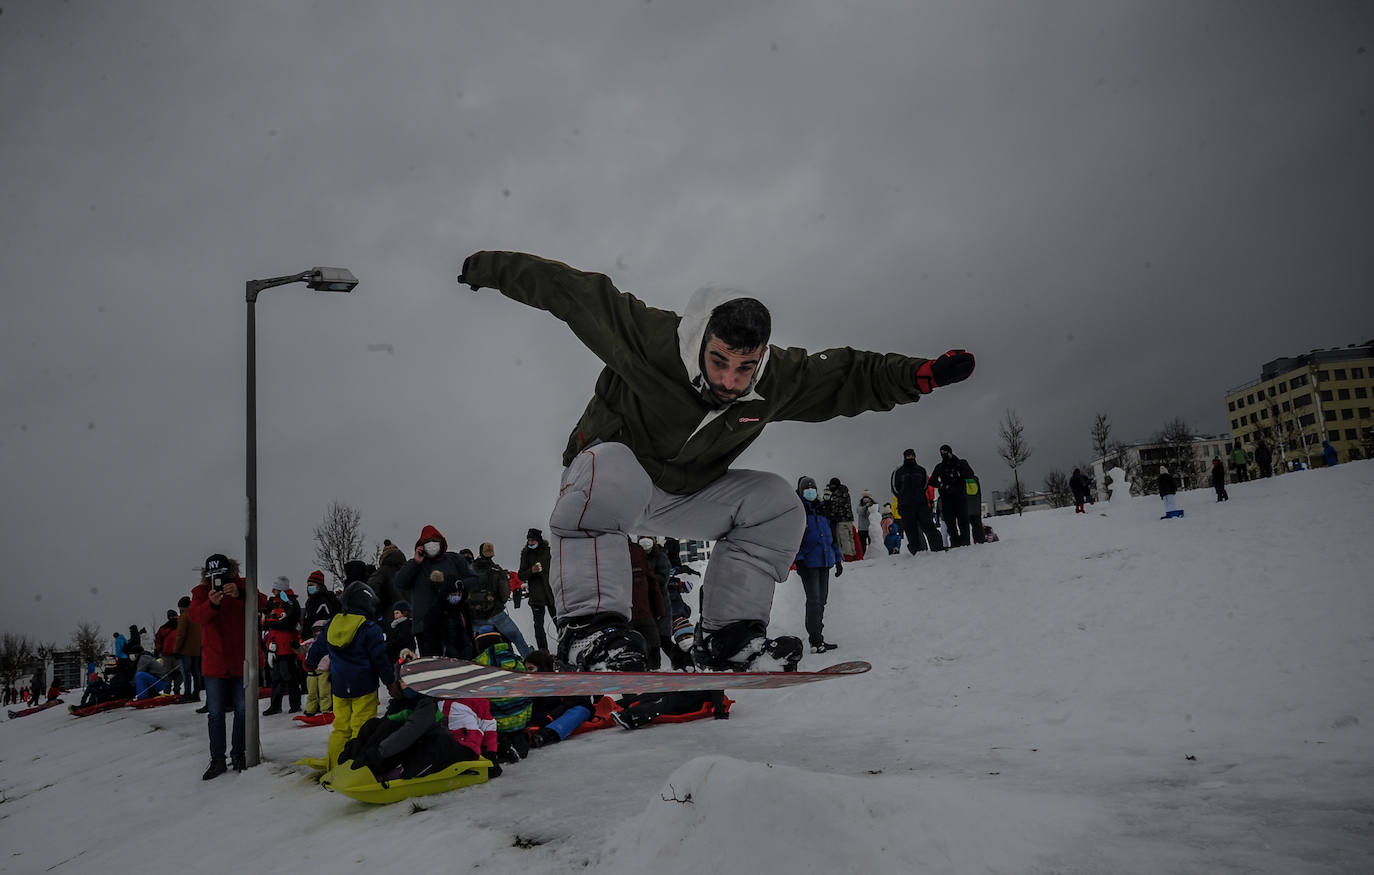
<box><xmin>463</xmin><ymin>251</ymin><xmax>931</xmax><ymax>494</ymax></box>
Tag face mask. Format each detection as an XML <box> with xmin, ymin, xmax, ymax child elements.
<box><xmin>307</xmin><ymin>586</ymin><xmax>318</xmax><ymax>596</ymax></box>
<box><xmin>527</xmin><ymin>542</ymin><xmax>538</xmax><ymax>550</ymax></box>
<box><xmin>423</xmin><ymin>541</ymin><xmax>441</xmax><ymax>558</ymax></box>
<box><xmin>638</xmin><ymin>538</ymin><xmax>654</xmax><ymax>551</ymax></box>
<box><xmin>802</xmin><ymin>488</ymin><xmax>818</xmax><ymax>501</ymax></box>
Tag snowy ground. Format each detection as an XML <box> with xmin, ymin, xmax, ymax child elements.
<box><xmin>4</xmin><ymin>462</ymin><xmax>1372</xmax><ymax>874</ymax></box>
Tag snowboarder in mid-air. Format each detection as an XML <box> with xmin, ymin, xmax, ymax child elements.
<box><xmin>457</xmin><ymin>251</ymin><xmax>975</xmax><ymax>673</ymax></box>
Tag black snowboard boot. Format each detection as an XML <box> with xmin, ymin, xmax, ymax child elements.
<box><xmin>693</xmin><ymin>620</ymin><xmax>803</xmax><ymax>673</ymax></box>
<box><xmin>556</xmin><ymin>614</ymin><xmax>648</xmax><ymax>672</ymax></box>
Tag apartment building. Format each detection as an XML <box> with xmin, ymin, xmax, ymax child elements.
<box><xmin>1223</xmin><ymin>340</ymin><xmax>1374</xmax><ymax>468</ymax></box>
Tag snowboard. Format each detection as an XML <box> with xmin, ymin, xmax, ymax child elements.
<box><xmin>8</xmin><ymin>699</ymin><xmax>64</xmax><ymax>719</ymax></box>
<box><xmin>400</xmin><ymin>656</ymin><xmax>871</xmax><ymax>699</ymax></box>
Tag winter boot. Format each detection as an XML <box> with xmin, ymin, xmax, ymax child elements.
<box><xmin>556</xmin><ymin>614</ymin><xmax>648</xmax><ymax>672</ymax></box>
<box><xmin>811</xmin><ymin>641</ymin><xmax>838</xmax><ymax>655</ymax></box>
<box><xmin>692</xmin><ymin>620</ymin><xmax>804</xmax><ymax>673</ymax></box>
<box><xmin>202</xmin><ymin>758</ymin><xmax>228</xmax><ymax>780</ymax></box>
<box><xmin>231</xmin><ymin>753</ymin><xmax>247</xmax><ymax>772</ymax></box>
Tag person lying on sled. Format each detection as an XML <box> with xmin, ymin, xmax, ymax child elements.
<box><xmin>341</xmin><ymin>658</ymin><xmax>500</xmax><ymax>782</ymax></box>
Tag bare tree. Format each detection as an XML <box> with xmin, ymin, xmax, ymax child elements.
<box><xmin>1090</xmin><ymin>413</ymin><xmax>1112</xmax><ymax>462</ymax></box>
<box><xmin>1155</xmin><ymin>417</ymin><xmax>1200</xmax><ymax>490</ymax></box>
<box><xmin>314</xmin><ymin>501</ymin><xmax>366</xmax><ymax>585</ymax></box>
<box><xmin>1</xmin><ymin>633</ymin><xmax>34</xmax><ymax>694</ymax></box>
<box><xmin>997</xmin><ymin>409</ymin><xmax>1033</xmax><ymax>515</ymax></box>
<box><xmin>31</xmin><ymin>640</ymin><xmax>57</xmax><ymax>691</ymax></box>
<box><xmin>70</xmin><ymin>622</ymin><xmax>105</xmax><ymax>666</ymax></box>
<box><xmin>1043</xmin><ymin>469</ymin><xmax>1072</xmax><ymax>508</ymax></box>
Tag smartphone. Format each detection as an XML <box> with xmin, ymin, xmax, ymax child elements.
<box><xmin>211</xmin><ymin>575</ymin><xmax>225</xmax><ymax>592</ymax></box>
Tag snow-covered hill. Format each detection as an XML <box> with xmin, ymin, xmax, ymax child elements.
<box><xmin>4</xmin><ymin>462</ymin><xmax>1372</xmax><ymax>874</ymax></box>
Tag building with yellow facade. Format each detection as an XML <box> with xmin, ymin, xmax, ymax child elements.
<box><xmin>1223</xmin><ymin>340</ymin><xmax>1374</xmax><ymax>470</ymax></box>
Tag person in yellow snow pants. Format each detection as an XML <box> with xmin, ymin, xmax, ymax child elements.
<box><xmin>303</xmin><ymin>569</ymin><xmax>397</xmax><ymax>771</ymax></box>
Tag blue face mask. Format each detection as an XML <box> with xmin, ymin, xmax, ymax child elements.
<box><xmin>802</xmin><ymin>487</ymin><xmax>818</xmax><ymax>501</ymax></box>
<box><xmin>307</xmin><ymin>586</ymin><xmax>318</xmax><ymax>596</ymax></box>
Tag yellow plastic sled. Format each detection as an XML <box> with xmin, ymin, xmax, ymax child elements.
<box><xmin>319</xmin><ymin>758</ymin><xmax>492</xmax><ymax>804</ymax></box>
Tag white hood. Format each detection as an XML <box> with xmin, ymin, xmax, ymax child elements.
<box><xmin>676</xmin><ymin>284</ymin><xmax>771</xmax><ymax>406</ymax></box>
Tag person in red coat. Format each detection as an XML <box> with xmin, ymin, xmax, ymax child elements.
<box><xmin>188</xmin><ymin>553</ymin><xmax>267</xmax><ymax>780</ymax></box>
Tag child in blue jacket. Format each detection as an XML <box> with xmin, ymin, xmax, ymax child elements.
<box><xmin>306</xmin><ymin>578</ymin><xmax>397</xmax><ymax>770</ymax></box>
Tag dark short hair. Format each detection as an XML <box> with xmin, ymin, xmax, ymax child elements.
<box><xmin>705</xmin><ymin>298</ymin><xmax>771</xmax><ymax>352</ymax></box>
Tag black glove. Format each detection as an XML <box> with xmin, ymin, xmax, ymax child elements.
<box><xmin>834</xmin><ymin>562</ymin><xmax>843</xmax><ymax>577</ymax></box>
<box><xmin>350</xmin><ymin>747</ymin><xmax>381</xmax><ymax>772</ymax></box>
<box><xmin>487</xmin><ymin>760</ymin><xmax>503</xmax><ymax>779</ymax></box>
<box><xmin>457</xmin><ymin>253</ymin><xmax>486</xmax><ymax>290</ymax></box>
<box><xmin>915</xmin><ymin>349</ymin><xmax>976</xmax><ymax>393</ymax></box>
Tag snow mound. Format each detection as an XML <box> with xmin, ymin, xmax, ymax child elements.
<box><xmin>599</xmin><ymin>755</ymin><xmax>1097</xmax><ymax>875</ymax></box>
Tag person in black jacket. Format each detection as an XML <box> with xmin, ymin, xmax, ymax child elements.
<box><xmin>393</xmin><ymin>524</ymin><xmax>479</xmax><ymax>657</ymax></box>
<box><xmin>518</xmin><ymin>529</ymin><xmax>557</xmax><ymax>652</ymax></box>
<box><xmin>301</xmin><ymin>570</ymin><xmax>341</xmax><ymax>635</ymax></box>
<box><xmin>890</xmin><ymin>449</ymin><xmax>944</xmax><ymax>553</ymax></box>
<box><xmin>1158</xmin><ymin>466</ymin><xmax>1181</xmax><ymax>518</ymax></box>
<box><xmin>367</xmin><ymin>540</ymin><xmax>406</xmax><ymax>635</ymax></box>
<box><xmin>1210</xmin><ymin>458</ymin><xmax>1229</xmax><ymax>502</ymax></box>
<box><xmin>930</xmin><ymin>444</ymin><xmax>984</xmax><ymax>546</ymax></box>
<box><xmin>1069</xmin><ymin>468</ymin><xmax>1092</xmax><ymax>514</ymax></box>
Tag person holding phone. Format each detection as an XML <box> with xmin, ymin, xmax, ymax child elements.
<box><xmin>188</xmin><ymin>553</ymin><xmax>267</xmax><ymax>780</ymax></box>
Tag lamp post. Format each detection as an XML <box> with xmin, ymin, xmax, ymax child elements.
<box><xmin>244</xmin><ymin>267</ymin><xmax>357</xmax><ymax>768</ymax></box>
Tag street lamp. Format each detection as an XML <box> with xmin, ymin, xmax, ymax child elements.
<box><xmin>243</xmin><ymin>266</ymin><xmax>357</xmax><ymax>768</ymax></box>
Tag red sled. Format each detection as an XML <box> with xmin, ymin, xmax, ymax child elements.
<box><xmin>128</xmin><ymin>695</ymin><xmax>182</xmax><ymax>710</ymax></box>
<box><xmin>293</xmin><ymin>712</ymin><xmax>334</xmax><ymax>726</ymax></box>
<box><xmin>69</xmin><ymin>698</ymin><xmax>133</xmax><ymax>717</ymax></box>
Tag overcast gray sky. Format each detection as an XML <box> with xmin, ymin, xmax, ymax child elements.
<box><xmin>2</xmin><ymin>1</ymin><xmax>1370</xmax><ymax>644</ymax></box>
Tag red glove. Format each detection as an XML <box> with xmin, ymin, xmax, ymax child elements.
<box><xmin>915</xmin><ymin>349</ymin><xmax>975</xmax><ymax>394</ymax></box>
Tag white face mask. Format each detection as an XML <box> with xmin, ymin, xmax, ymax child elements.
<box><xmin>638</xmin><ymin>537</ymin><xmax>654</xmax><ymax>551</ymax></box>
<box><xmin>423</xmin><ymin>541</ymin><xmax>441</xmax><ymax>558</ymax></box>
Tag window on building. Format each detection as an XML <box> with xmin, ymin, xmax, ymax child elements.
<box><xmin>1357</xmin><ymin>387</ymin><xmax>1368</xmax><ymax>399</ymax></box>
<box><xmin>1353</xmin><ymin>367</ymin><xmax>1364</xmax><ymax>379</ymax></box>
<box><xmin>1267</xmin><ymin>386</ymin><xmax>1276</xmax><ymax>397</ymax></box>
<box><xmin>1334</xmin><ymin>369</ymin><xmax>1347</xmax><ymax>380</ymax></box>
<box><xmin>1250</xmin><ymin>413</ymin><xmax>1258</xmax><ymax>424</ymax></box>
<box><xmin>1247</xmin><ymin>393</ymin><xmax>1255</xmax><ymax>404</ymax></box>
<box><xmin>1228</xmin><ymin>400</ymin><xmax>1235</xmax><ymax>411</ymax></box>
<box><xmin>1294</xmin><ymin>395</ymin><xmax>1311</xmax><ymax>408</ymax></box>
<box><xmin>1282</xmin><ymin>400</ymin><xmax>1291</xmax><ymax>412</ymax></box>
<box><xmin>1320</xmin><ymin>390</ymin><xmax>1333</xmax><ymax>402</ymax></box>
<box><xmin>1230</xmin><ymin>418</ymin><xmax>1238</xmax><ymax>429</ymax></box>
<box><xmin>1324</xmin><ymin>408</ymin><xmax>1337</xmax><ymax>421</ymax></box>
<box><xmin>1342</xmin><ymin>408</ymin><xmax>1354</xmax><ymax>420</ymax></box>
<box><xmin>1339</xmin><ymin>388</ymin><xmax>1351</xmax><ymax>400</ymax></box>
<box><xmin>1318</xmin><ymin>370</ymin><xmax>1329</xmax><ymax>381</ymax></box>
<box><xmin>1346</xmin><ymin>429</ymin><xmax>1359</xmax><ymax>441</ymax></box>
<box><xmin>1361</xmin><ymin>407</ymin><xmax>1372</xmax><ymax>419</ymax></box>
<box><xmin>1261</xmin><ymin>408</ymin><xmax>1269</xmax><ymax>419</ymax></box>
<box><xmin>1236</xmin><ymin>397</ymin><xmax>1245</xmax><ymax>409</ymax></box>
<box><xmin>1299</xmin><ymin>413</ymin><xmax>1316</xmax><ymax>427</ymax></box>
<box><xmin>1278</xmin><ymin>380</ymin><xmax>1288</xmax><ymax>392</ymax></box>
<box><xmin>1293</xmin><ymin>374</ymin><xmax>1308</xmax><ymax>387</ymax></box>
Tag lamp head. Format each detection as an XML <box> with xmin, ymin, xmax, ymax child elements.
<box><xmin>306</xmin><ymin>267</ymin><xmax>358</xmax><ymax>293</ymax></box>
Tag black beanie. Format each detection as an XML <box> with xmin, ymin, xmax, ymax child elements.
<box><xmin>526</xmin><ymin>528</ymin><xmax>542</xmax><ymax>541</ymax></box>
<box><xmin>903</xmin><ymin>448</ymin><xmax>916</xmax><ymax>459</ymax></box>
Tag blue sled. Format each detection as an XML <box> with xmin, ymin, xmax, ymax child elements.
<box><xmin>1160</xmin><ymin>510</ymin><xmax>1185</xmax><ymax>520</ymax></box>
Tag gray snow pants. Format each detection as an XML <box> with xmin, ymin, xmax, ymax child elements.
<box><xmin>548</xmin><ymin>442</ymin><xmax>806</xmax><ymax>634</ymax></box>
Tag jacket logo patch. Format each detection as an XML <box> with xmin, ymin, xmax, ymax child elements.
<box><xmin>738</xmin><ymin>417</ymin><xmax>761</xmax><ymax>423</ymax></box>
